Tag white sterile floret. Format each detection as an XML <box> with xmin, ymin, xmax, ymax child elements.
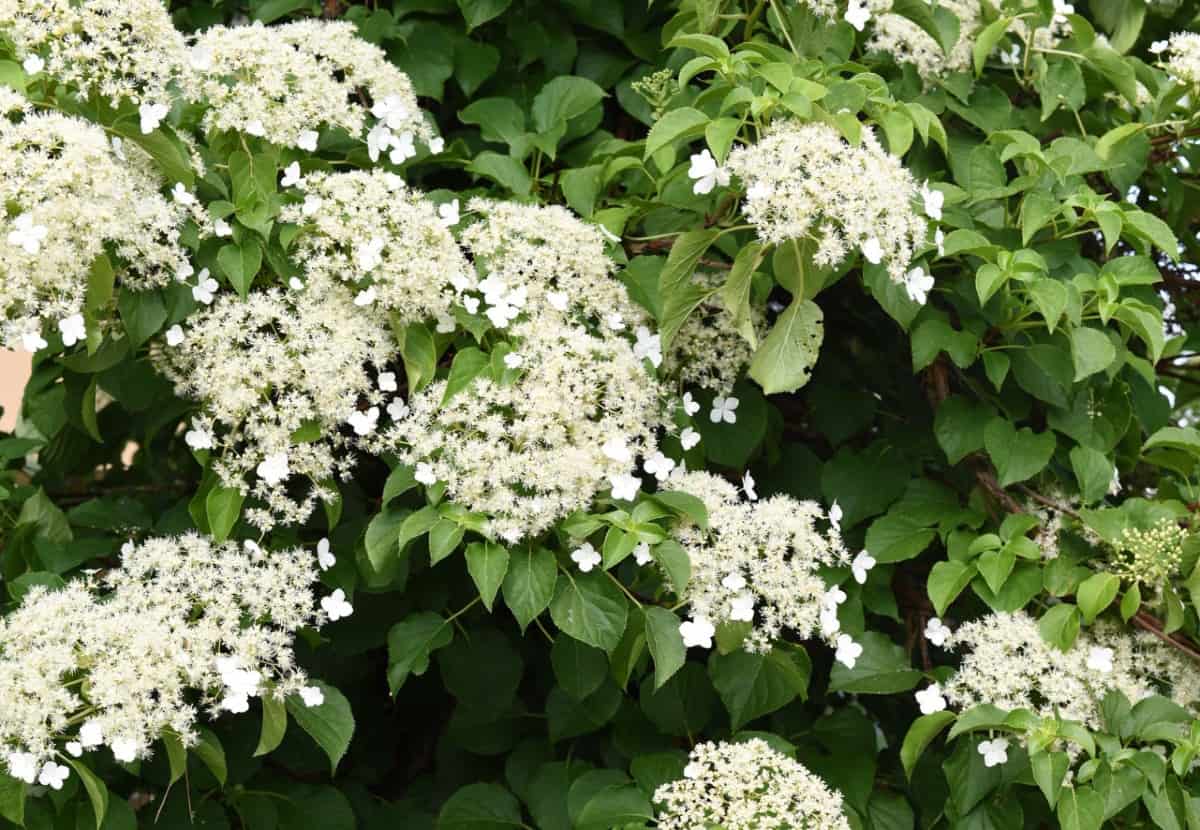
<box><xmin>904</xmin><ymin>266</ymin><xmax>935</xmax><ymax>305</ymax></box>
<box><xmin>680</xmin><ymin>427</ymin><xmax>700</xmax><ymax>450</ymax></box>
<box><xmin>925</xmin><ymin>617</ymin><xmax>951</xmax><ymax>646</ymax></box>
<box><xmin>710</xmin><ymin>395</ymin><xmax>739</xmax><ymax>424</ymax></box>
<box><xmin>182</xmin><ymin>20</ymin><xmax>432</xmax><ymax>149</ymax></box>
<box><xmin>654</xmin><ymin>739</ymin><xmax>851</xmax><ymax>830</ymax></box>
<box><xmin>0</xmin><ymin>0</ymin><xmax>188</xmax><ymax>109</ymax></box>
<box><xmin>835</xmin><ymin>634</ymin><xmax>863</xmax><ymax>668</ymax></box>
<box><xmin>457</xmin><ymin>199</ymin><xmax>646</xmax><ymax>331</ymax></box>
<box><xmin>943</xmin><ymin>612</ymin><xmax>1200</xmax><ymax>730</ymax></box>
<box><xmin>868</xmin><ymin>0</ymin><xmax>980</xmax><ymax>81</ymax></box>
<box><xmin>366</xmin><ymin>321</ymin><xmax>664</xmax><ymax>543</ymax></box>
<box><xmin>571</xmin><ymin>542</ymin><xmax>602</xmax><ymax>573</ymax></box>
<box><xmin>317</xmin><ymin>538</ymin><xmax>336</xmax><ymax>570</ymax></box>
<box><xmin>742</xmin><ymin>471</ymin><xmax>757</xmax><ymax>501</ymax></box>
<box><xmin>679</xmin><ymin>615</ymin><xmax>716</xmax><ymax>649</ymax></box>
<box><xmin>155</xmin><ymin>282</ymin><xmax>396</xmax><ymax>531</ymax></box>
<box><xmin>851</xmin><ymin>550</ymin><xmax>876</xmax><ymax>584</ymax></box>
<box><xmin>687</xmin><ymin>149</ymin><xmax>730</xmax><ymax>195</ymax></box>
<box><xmin>726</xmin><ymin>121</ymin><xmax>927</xmax><ymax>283</ymax></box>
<box><xmin>299</xmin><ymin>686</ymin><xmax>325</xmax><ymax>707</ymax></box>
<box><xmin>915</xmin><ymin>683</ymin><xmax>947</xmax><ymax>715</ymax></box>
<box><xmin>978</xmin><ymin>738</ymin><xmax>1009</xmax><ymax>768</ymax></box>
<box><xmin>0</xmin><ymin>534</ymin><xmax>320</xmax><ymax>776</ymax></box>
<box><xmin>0</xmin><ymin>112</ymin><xmax>193</xmax><ymax>350</ymax></box>
<box><xmin>281</xmin><ymin>170</ymin><xmax>470</xmax><ymax>324</ymax></box>
<box><xmin>668</xmin><ymin>471</ymin><xmax>852</xmax><ymax>653</ymax></box>
<box><xmin>609</xmin><ymin>473</ymin><xmax>641</xmax><ymax>501</ymax></box>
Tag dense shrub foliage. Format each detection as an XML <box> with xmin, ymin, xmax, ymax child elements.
<box><xmin>3</xmin><ymin>0</ymin><xmax>1200</xmax><ymax>828</ymax></box>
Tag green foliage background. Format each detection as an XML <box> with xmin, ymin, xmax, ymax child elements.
<box><xmin>7</xmin><ymin>0</ymin><xmax>1200</xmax><ymax>828</ymax></box>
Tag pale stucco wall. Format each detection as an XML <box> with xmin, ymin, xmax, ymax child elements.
<box><xmin>0</xmin><ymin>350</ymin><xmax>31</xmax><ymax>432</ymax></box>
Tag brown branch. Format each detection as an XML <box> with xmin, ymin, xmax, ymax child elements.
<box><xmin>625</xmin><ymin>238</ymin><xmax>733</xmax><ymax>269</ymax></box>
<box><xmin>1132</xmin><ymin>610</ymin><xmax>1200</xmax><ymax>662</ymax></box>
<box><xmin>1019</xmin><ymin>485</ymin><xmax>1081</xmax><ymax>520</ymax></box>
<box><xmin>1150</xmin><ymin>127</ymin><xmax>1200</xmax><ymax>147</ymax></box>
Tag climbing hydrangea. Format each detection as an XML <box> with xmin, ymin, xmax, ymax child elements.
<box><xmin>726</xmin><ymin>121</ymin><xmax>927</xmax><ymax>282</ymax></box>
<box><xmin>155</xmin><ymin>281</ymin><xmax>396</xmax><ymax>530</ymax></box>
<box><xmin>0</xmin><ymin>111</ymin><xmax>192</xmax><ymax>351</ymax></box>
<box><xmin>0</xmin><ymin>533</ymin><xmax>321</xmax><ymax>778</ymax></box>
<box><xmin>653</xmin><ymin>739</ymin><xmax>851</xmax><ymax>830</ymax></box>
<box><xmin>669</xmin><ymin>471</ymin><xmax>850</xmax><ymax>653</ymax></box>
<box><xmin>183</xmin><ymin>19</ymin><xmax>434</xmax><ymax>150</ymax></box>
<box><xmin>0</xmin><ymin>0</ymin><xmax>188</xmax><ymax>109</ymax></box>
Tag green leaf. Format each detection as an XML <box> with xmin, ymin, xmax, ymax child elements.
<box><xmin>901</xmin><ymin>711</ymin><xmax>956</xmax><ymax>780</ymax></box>
<box><xmin>399</xmin><ymin>323</ymin><xmax>438</xmax><ymax>394</ymax></box>
<box><xmin>254</xmin><ymin>694</ymin><xmax>288</xmax><ymax>757</ymax></box>
<box><xmin>1029</xmin><ymin>278</ymin><xmax>1068</xmax><ymax>333</ymax></box>
<box><xmin>1070</xmin><ymin>445</ymin><xmax>1114</xmax><ymax>505</ymax></box>
<box><xmin>934</xmin><ymin>396</ymin><xmax>991</xmax><ymax>464</ymax></box>
<box><xmin>550</xmin><ymin>571</ymin><xmax>628</xmax><ymax>653</ymax></box>
<box><xmin>892</xmin><ymin>0</ymin><xmax>960</xmax><ymax>54</ymax></box>
<box><xmin>575</xmin><ymin>783</ymin><xmax>654</xmax><ymax>828</ymax></box>
<box><xmin>984</xmin><ymin>418</ymin><xmax>1056</xmax><ymax>487</ymax></box>
<box><xmin>550</xmin><ymin>636</ymin><xmax>607</xmax><ymax>701</ymax></box>
<box><xmin>865</xmin><ymin>512</ymin><xmax>936</xmax><ymax>564</ymax></box>
<box><xmin>1032</xmin><ymin>751</ymin><xmax>1071</xmax><ymax>809</ymax></box>
<box><xmin>193</xmin><ymin>727</ymin><xmax>227</xmax><ymax>786</ymax></box>
<box><xmin>467</xmin><ymin>151</ymin><xmax>532</xmax><ymax>195</ymax></box>
<box><xmin>437</xmin><ymin>783</ymin><xmax>523</xmax><ymax>829</ymax></box>
<box><xmin>365</xmin><ymin>505</ymin><xmax>410</xmax><ymax>573</ymax></box>
<box><xmin>720</xmin><ymin>242</ymin><xmax>765</xmax><ymax>348</ymax></box>
<box><xmin>977</xmin><ymin>547</ymin><xmax>1016</xmax><ymax>594</ymax></box>
<box><xmin>643</xmin><ymin>107</ymin><xmax>709</xmax><ymax>161</ymax></box>
<box><xmin>652</xmin><ymin>539</ymin><xmax>691</xmax><ymax>596</ymax></box>
<box><xmin>1057</xmin><ymin>785</ymin><xmax>1105</xmax><ymax>830</ymax></box>
<box><xmin>643</xmin><ymin>606</ymin><xmax>686</xmax><ymax>690</ymax></box>
<box><xmin>428</xmin><ymin>518</ymin><xmax>465</xmax><ymax>564</ymax></box>
<box><xmin>928</xmin><ymin>560</ymin><xmax>976</xmax><ymax>616</ymax></box>
<box><xmin>66</xmin><ymin>759</ymin><xmax>108</xmax><ymax>830</ymax></box>
<box><xmin>286</xmin><ymin>681</ymin><xmax>355</xmax><ymax>775</ymax></box>
<box><xmin>112</xmin><ymin>124</ymin><xmax>195</xmax><ymax>187</ymax></box>
<box><xmin>1077</xmin><ymin>572</ymin><xmax>1120</xmax><ymax>624</ymax></box>
<box><xmin>1038</xmin><ymin>603</ymin><xmax>1081</xmax><ymax>651</ymax></box>
<box><xmin>117</xmin><ymin>289</ymin><xmax>166</xmax><ymax>349</ymax></box>
<box><xmin>1071</xmin><ymin>328</ymin><xmax>1117</xmax><ymax>381</ymax></box>
<box><xmin>501</xmin><ymin>546</ymin><xmax>558</xmax><ymax>631</ymax></box>
<box><xmin>828</xmin><ymin>632</ymin><xmax>922</xmax><ymax>694</ymax></box>
<box><xmin>456</xmin><ymin>0</ymin><xmax>512</xmax><ymax>31</ymax></box>
<box><xmin>531</xmin><ymin>76</ymin><xmax>606</xmax><ymax>135</ymax></box>
<box><xmin>205</xmin><ymin>486</ymin><xmax>243</xmax><ymax>543</ymax></box>
<box><xmin>465</xmin><ymin>541</ymin><xmax>509</xmax><ymax>611</ymax></box>
<box><xmin>1145</xmin><ymin>426</ymin><xmax>1200</xmax><ymax>456</ymax></box>
<box><xmin>708</xmin><ymin>648</ymin><xmax>810</xmax><ymax>730</ymax></box>
<box><xmin>387</xmin><ymin>612</ymin><xmax>453</xmax><ymax>694</ymax></box>
<box><xmin>217</xmin><ymin>241</ymin><xmax>263</xmax><ymax>298</ymax></box>
<box><xmin>0</xmin><ymin>771</ymin><xmax>24</xmax><ymax>827</ymax></box>
<box><xmin>747</xmin><ymin>299</ymin><xmax>824</xmax><ymax>394</ymax></box>
<box><xmin>163</xmin><ymin>733</ymin><xmax>187</xmax><ymax>784</ymax></box>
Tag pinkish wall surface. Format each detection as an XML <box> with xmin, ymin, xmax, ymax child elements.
<box><xmin>0</xmin><ymin>350</ymin><xmax>30</xmax><ymax>432</ymax></box>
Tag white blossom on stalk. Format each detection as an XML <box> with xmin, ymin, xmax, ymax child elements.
<box><xmin>844</xmin><ymin>0</ymin><xmax>870</xmax><ymax>31</ymax></box>
<box><xmin>321</xmin><ymin>589</ymin><xmax>353</xmax><ymax>621</ymax></box>
<box><xmin>915</xmin><ymin>683</ymin><xmax>947</xmax><ymax>715</ymax></box>
<box><xmin>851</xmin><ymin>551</ymin><xmax>876</xmax><ymax>584</ymax></box>
<box><xmin>925</xmin><ymin>617</ymin><xmax>951</xmax><ymax>646</ymax></box>
<box><xmin>710</xmin><ymin>396</ymin><xmax>739</xmax><ymax>424</ymax></box>
<box><xmin>654</xmin><ymin>740</ymin><xmax>850</xmax><ymax>830</ymax></box>
<box><xmin>742</xmin><ymin>471</ymin><xmax>758</xmax><ymax>502</ymax></box>
<box><xmin>644</xmin><ymin>451</ymin><xmax>676</xmax><ymax>481</ymax></box>
<box><xmin>192</xmin><ymin>270</ymin><xmax>219</xmax><ymax>305</ymax></box>
<box><xmin>256</xmin><ymin>452</ymin><xmax>290</xmax><ymax>485</ymax></box>
<box><xmin>921</xmin><ymin>183</ymin><xmax>944</xmax><ymax>220</ymax></box>
<box><xmin>438</xmin><ymin>198</ymin><xmax>460</xmax><ymax>227</ymax></box>
<box><xmin>687</xmin><ymin>149</ymin><xmax>730</xmax><ymax>195</ymax></box>
<box><xmin>609</xmin><ymin>473</ymin><xmax>641</xmax><ymax>502</ymax></box>
<box><xmin>7</xmin><ymin>214</ymin><xmax>47</xmax><ymax>254</ymax></box>
<box><xmin>571</xmin><ymin>543</ymin><xmax>602</xmax><ymax>573</ymax></box>
<box><xmin>680</xmin><ymin>427</ymin><xmax>700</xmax><ymax>450</ymax></box>
<box><xmin>904</xmin><ymin>266</ymin><xmax>935</xmax><ymax>305</ymax></box>
<box><xmin>317</xmin><ymin>538</ymin><xmax>336</xmax><ymax>570</ymax></box>
<box><xmin>58</xmin><ymin>314</ymin><xmax>85</xmax><ymax>347</ymax></box>
<box><xmin>21</xmin><ymin>55</ymin><xmax>44</xmax><ymax>75</ymax></box>
<box><xmin>680</xmin><ymin>616</ymin><xmax>716</xmax><ymax>649</ymax></box>
<box><xmin>280</xmin><ymin>162</ymin><xmax>304</xmax><ymax>188</ymax></box>
<box><xmin>978</xmin><ymin>738</ymin><xmax>1009</xmax><ymax>768</ymax></box>
<box><xmin>682</xmin><ymin>392</ymin><xmax>700</xmax><ymax>416</ymax></box>
<box><xmin>138</xmin><ymin>102</ymin><xmax>169</xmax><ymax>134</ymax></box>
<box><xmin>299</xmin><ymin>686</ymin><xmax>325</xmax><ymax>707</ymax></box>
<box><xmin>835</xmin><ymin>634</ymin><xmax>863</xmax><ymax>669</ymax></box>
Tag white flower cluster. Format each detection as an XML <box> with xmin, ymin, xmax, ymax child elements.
<box><xmin>183</xmin><ymin>20</ymin><xmax>434</xmax><ymax>151</ymax></box>
<box><xmin>370</xmin><ymin>319</ymin><xmax>663</xmax><ymax>543</ymax></box>
<box><xmin>156</xmin><ymin>282</ymin><xmax>396</xmax><ymax>530</ymax></box>
<box><xmin>280</xmin><ymin>170</ymin><xmax>471</xmax><ymax>323</ymax></box>
<box><xmin>0</xmin><ymin>533</ymin><xmax>321</xmax><ymax>782</ymax></box>
<box><xmin>0</xmin><ymin>111</ymin><xmax>191</xmax><ymax>352</ymax></box>
<box><xmin>670</xmin><ymin>471</ymin><xmax>851</xmax><ymax>653</ymax></box>
<box><xmin>726</xmin><ymin>121</ymin><xmax>928</xmax><ymax>283</ymax></box>
<box><xmin>457</xmin><ymin>198</ymin><xmax>647</xmax><ymax>332</ymax></box>
<box><xmin>653</xmin><ymin>739</ymin><xmax>851</xmax><ymax>830</ymax></box>
<box><xmin>868</xmin><ymin>1</ymin><xmax>980</xmax><ymax>80</ymax></box>
<box><xmin>1162</xmin><ymin>33</ymin><xmax>1200</xmax><ymax>87</ymax></box>
<box><xmin>942</xmin><ymin>611</ymin><xmax>1199</xmax><ymax>730</ymax></box>
<box><xmin>662</xmin><ymin>274</ymin><xmax>766</xmax><ymax>396</ymax></box>
<box><xmin>0</xmin><ymin>0</ymin><xmax>187</xmax><ymax>109</ymax></box>
<box><xmin>355</xmin><ymin>201</ymin><xmax>665</xmax><ymax>542</ymax></box>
